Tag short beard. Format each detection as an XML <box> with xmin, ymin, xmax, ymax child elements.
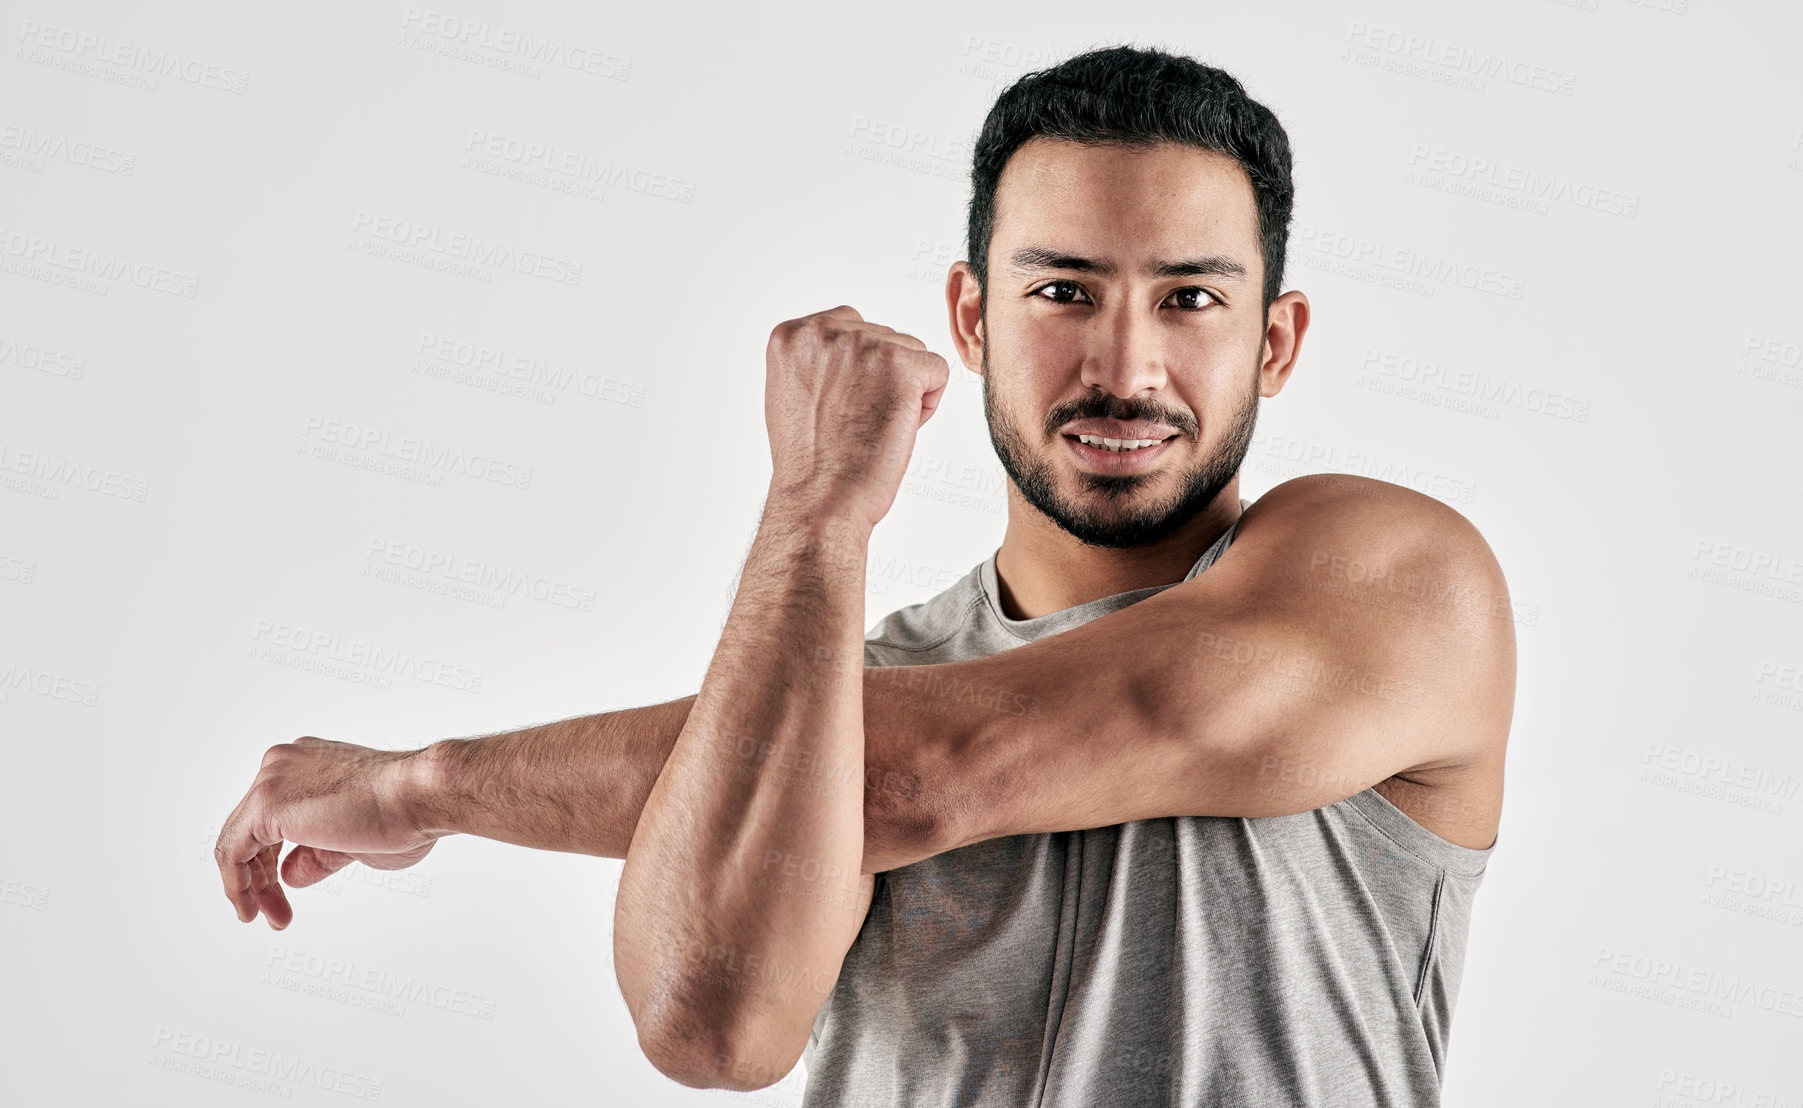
<box><xmin>981</xmin><ymin>344</ymin><xmax>1260</xmax><ymax>550</ymax></box>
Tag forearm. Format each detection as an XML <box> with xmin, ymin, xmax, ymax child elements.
<box><xmin>410</xmin><ymin>696</ymin><xmax>697</xmax><ymax>857</ymax></box>
<box><xmin>613</xmin><ymin>498</ymin><xmax>873</xmax><ymax>1086</ymax></box>
<box><xmin>406</xmin><ymin>685</ymin><xmax>949</xmax><ymax>870</ymax></box>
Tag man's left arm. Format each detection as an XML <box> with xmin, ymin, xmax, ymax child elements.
<box><xmin>871</xmin><ymin>474</ymin><xmax>1516</xmax><ymax>859</ymax></box>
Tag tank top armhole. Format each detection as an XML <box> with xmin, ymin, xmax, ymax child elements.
<box><xmin>1341</xmin><ymin>787</ymin><xmax>1494</xmax><ymax>879</ymax></box>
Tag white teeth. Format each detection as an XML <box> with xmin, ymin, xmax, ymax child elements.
<box><xmin>1077</xmin><ymin>434</ymin><xmax>1162</xmax><ymax>452</ymax></box>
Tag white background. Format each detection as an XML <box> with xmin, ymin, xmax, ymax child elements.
<box><xmin>2</xmin><ymin>1</ymin><xmax>1801</xmax><ymax>1105</ymax></box>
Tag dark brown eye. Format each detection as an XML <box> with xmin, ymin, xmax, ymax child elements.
<box><xmin>1168</xmin><ymin>287</ymin><xmax>1217</xmax><ymax>310</ymax></box>
<box><xmin>1034</xmin><ymin>280</ymin><xmax>1087</xmax><ymax>303</ymax></box>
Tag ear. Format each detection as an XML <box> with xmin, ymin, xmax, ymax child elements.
<box><xmin>947</xmin><ymin>260</ymin><xmax>986</xmax><ymax>378</ymax></box>
<box><xmin>1258</xmin><ymin>290</ymin><xmax>1310</xmax><ymax>398</ymax></box>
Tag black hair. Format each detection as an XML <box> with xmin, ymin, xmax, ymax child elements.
<box><xmin>966</xmin><ymin>44</ymin><xmax>1295</xmax><ymax>314</ymax></box>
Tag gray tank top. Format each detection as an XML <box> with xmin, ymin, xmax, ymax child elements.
<box><xmin>802</xmin><ymin>499</ymin><xmax>1496</xmax><ymax>1106</ymax></box>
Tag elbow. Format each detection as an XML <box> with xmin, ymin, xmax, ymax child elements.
<box><xmin>635</xmin><ymin>997</ymin><xmax>801</xmax><ymax>1092</ymax></box>
<box><xmin>863</xmin><ymin>769</ymin><xmax>959</xmax><ymax>870</ymax></box>
<box><xmin>863</xmin><ymin>726</ymin><xmax>971</xmax><ymax>870</ymax></box>
<box><xmin>614</xmin><ymin>910</ymin><xmax>806</xmax><ymax>1090</ymax></box>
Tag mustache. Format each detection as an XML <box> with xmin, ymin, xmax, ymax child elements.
<box><xmin>1044</xmin><ymin>397</ymin><xmax>1197</xmax><ymax>439</ymax></box>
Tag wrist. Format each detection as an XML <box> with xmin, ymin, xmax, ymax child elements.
<box><xmin>392</xmin><ymin>740</ymin><xmax>459</xmax><ymax>837</ymax></box>
<box><xmin>757</xmin><ymin>497</ymin><xmax>873</xmax><ymax>577</ymax></box>
<box><xmin>763</xmin><ymin>480</ymin><xmax>879</xmax><ymax>543</ymax></box>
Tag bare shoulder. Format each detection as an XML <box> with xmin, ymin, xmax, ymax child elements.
<box><xmin>1228</xmin><ymin>474</ymin><xmax>1511</xmax><ymax>627</ymax></box>
<box><xmin>1229</xmin><ymin>474</ymin><xmax>1515</xmax><ymax>850</ymax></box>
<box><xmin>1236</xmin><ymin>474</ymin><xmax>1499</xmax><ymax>563</ymax></box>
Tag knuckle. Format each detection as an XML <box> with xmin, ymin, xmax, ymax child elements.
<box><xmin>861</xmin><ymin>333</ymin><xmax>897</xmax><ymax>362</ymax></box>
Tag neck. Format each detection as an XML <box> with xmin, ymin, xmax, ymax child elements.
<box><xmin>992</xmin><ymin>480</ymin><xmax>1245</xmax><ymax>621</ymax></box>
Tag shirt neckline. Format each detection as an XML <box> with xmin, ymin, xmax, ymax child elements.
<box><xmin>978</xmin><ymin>497</ymin><xmax>1251</xmax><ymax>644</ymax></box>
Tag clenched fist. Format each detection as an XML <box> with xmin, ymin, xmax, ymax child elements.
<box><xmin>214</xmin><ymin>737</ymin><xmax>440</xmax><ymax>929</ymax></box>
<box><xmin>764</xmin><ymin>305</ymin><xmax>950</xmax><ymax>531</ymax></box>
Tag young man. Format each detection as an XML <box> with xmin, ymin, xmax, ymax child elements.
<box><xmin>216</xmin><ymin>46</ymin><xmax>1513</xmax><ymax>1106</ymax></box>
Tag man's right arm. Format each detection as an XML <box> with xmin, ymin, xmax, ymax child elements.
<box><xmin>217</xmin><ymin>678</ymin><xmax>957</xmax><ymax>928</ymax></box>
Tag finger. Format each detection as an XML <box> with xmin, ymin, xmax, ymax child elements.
<box><xmin>249</xmin><ymin>842</ymin><xmax>294</xmax><ymax>930</ymax></box>
<box><xmin>216</xmin><ymin>801</ymin><xmax>273</xmax><ymax>924</ymax></box>
<box><xmin>821</xmin><ymin>304</ymin><xmax>864</xmax><ymax>323</ymax></box>
<box><xmin>919</xmin><ymin>352</ymin><xmax>951</xmax><ymax>424</ymax></box>
<box><xmin>880</xmin><ymin>330</ymin><xmax>929</xmax><ymax>352</ymax></box>
<box><xmin>919</xmin><ymin>380</ymin><xmax>948</xmax><ymax>427</ymax></box>
<box><xmin>825</xmin><ymin>318</ymin><xmax>928</xmax><ymax>352</ymax></box>
<box><xmin>282</xmin><ymin>844</ymin><xmax>357</xmax><ymax>889</ymax></box>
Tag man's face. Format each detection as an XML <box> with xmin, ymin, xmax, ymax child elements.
<box><xmin>974</xmin><ymin>137</ymin><xmax>1269</xmax><ymax>549</ymax></box>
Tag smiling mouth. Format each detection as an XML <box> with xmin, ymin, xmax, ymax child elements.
<box><xmin>1063</xmin><ymin>433</ymin><xmax>1179</xmax><ymax>453</ymax></box>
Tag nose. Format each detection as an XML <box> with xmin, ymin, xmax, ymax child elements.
<box><xmin>1079</xmin><ymin>298</ymin><xmax>1168</xmax><ymax>400</ymax></box>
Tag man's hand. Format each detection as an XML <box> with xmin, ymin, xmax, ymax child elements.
<box><xmin>764</xmin><ymin>305</ymin><xmax>950</xmax><ymax>531</ymax></box>
<box><xmin>214</xmin><ymin>737</ymin><xmax>439</xmax><ymax>929</ymax></box>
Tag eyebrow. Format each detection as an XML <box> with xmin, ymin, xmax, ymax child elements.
<box><xmin>1007</xmin><ymin>246</ymin><xmax>1249</xmax><ymax>282</ymax></box>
